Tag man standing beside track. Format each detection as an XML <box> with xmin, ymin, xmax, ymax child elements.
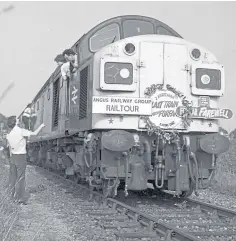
<box><xmin>6</xmin><ymin>116</ymin><xmax>45</xmax><ymax>204</ymax></box>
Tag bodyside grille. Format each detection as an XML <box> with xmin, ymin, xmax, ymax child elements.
<box><xmin>52</xmin><ymin>79</ymin><xmax>60</xmax><ymax>128</ymax></box>
<box><xmin>79</xmin><ymin>66</ymin><xmax>88</xmax><ymax>119</ymax></box>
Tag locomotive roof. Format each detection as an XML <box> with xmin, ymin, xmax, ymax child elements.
<box><xmin>29</xmin><ymin>15</ymin><xmax>182</xmax><ymax>107</ymax></box>
<box><xmin>83</xmin><ymin>14</ymin><xmax>182</xmax><ymax>39</ymax></box>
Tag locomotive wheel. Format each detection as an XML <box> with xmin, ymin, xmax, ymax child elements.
<box><xmin>38</xmin><ymin>146</ymin><xmax>47</xmax><ymax>167</ymax></box>
<box><xmin>180</xmin><ymin>180</ymin><xmax>195</xmax><ymax>198</ymax></box>
<box><xmin>180</xmin><ymin>189</ymin><xmax>193</xmax><ymax>198</ymax></box>
<box><xmin>65</xmin><ymin>173</ymin><xmax>80</xmax><ymax>183</ymax></box>
<box><xmin>102</xmin><ymin>179</ymin><xmax>116</xmax><ymax>198</ymax></box>
<box><xmin>117</xmin><ymin>181</ymin><xmax>125</xmax><ymax>190</ymax></box>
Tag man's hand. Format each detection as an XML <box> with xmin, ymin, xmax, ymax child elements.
<box><xmin>28</xmin><ymin>123</ymin><xmax>46</xmax><ymax>136</ymax></box>
<box><xmin>62</xmin><ymin>75</ymin><xmax>69</xmax><ymax>81</ymax></box>
<box><xmin>40</xmin><ymin>123</ymin><xmax>45</xmax><ymax>129</ymax></box>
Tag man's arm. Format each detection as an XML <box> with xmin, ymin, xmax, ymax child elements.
<box><xmin>74</xmin><ymin>55</ymin><xmax>79</xmax><ymax>68</ymax></box>
<box><xmin>62</xmin><ymin>75</ymin><xmax>68</xmax><ymax>81</ymax></box>
<box><xmin>32</xmin><ymin>123</ymin><xmax>45</xmax><ymax>135</ymax></box>
<box><xmin>22</xmin><ymin>123</ymin><xmax>45</xmax><ymax>137</ymax></box>
<box><xmin>61</xmin><ymin>63</ymin><xmax>70</xmax><ymax>81</ymax></box>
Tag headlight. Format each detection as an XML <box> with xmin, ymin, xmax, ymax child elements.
<box><xmin>120</xmin><ymin>68</ymin><xmax>130</xmax><ymax>79</ymax></box>
<box><xmin>196</xmin><ymin>68</ymin><xmax>221</xmax><ymax>90</ymax></box>
<box><xmin>104</xmin><ymin>62</ymin><xmax>133</xmax><ymax>85</ymax></box>
<box><xmin>200</xmin><ymin>74</ymin><xmax>211</xmax><ymax>85</ymax></box>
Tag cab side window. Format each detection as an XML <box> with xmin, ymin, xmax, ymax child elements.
<box><xmin>89</xmin><ymin>23</ymin><xmax>120</xmax><ymax>52</ymax></box>
<box><xmin>157</xmin><ymin>26</ymin><xmax>174</xmax><ymax>36</ymax></box>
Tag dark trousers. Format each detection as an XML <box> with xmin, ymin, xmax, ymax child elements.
<box><xmin>8</xmin><ymin>154</ymin><xmax>27</xmax><ymax>201</ymax></box>
<box><xmin>22</xmin><ymin>116</ymin><xmax>30</xmax><ymax>130</ymax></box>
<box><xmin>22</xmin><ymin>116</ymin><xmax>37</xmax><ymax>130</ymax></box>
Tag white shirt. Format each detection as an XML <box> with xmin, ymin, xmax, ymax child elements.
<box><xmin>60</xmin><ymin>62</ymin><xmax>70</xmax><ymax>79</ymax></box>
<box><xmin>6</xmin><ymin>125</ymin><xmax>32</xmax><ymax>155</ymax></box>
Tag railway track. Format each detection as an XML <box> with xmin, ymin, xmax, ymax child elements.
<box><xmin>33</xmin><ymin>165</ymin><xmax>236</xmax><ymax>241</ymax></box>
<box><xmin>115</xmin><ymin>191</ymin><xmax>236</xmax><ymax>241</ymax></box>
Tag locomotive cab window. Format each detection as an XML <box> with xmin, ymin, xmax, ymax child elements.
<box><xmin>100</xmin><ymin>57</ymin><xmax>137</xmax><ymax>91</ymax></box>
<box><xmin>123</xmin><ymin>20</ymin><xmax>154</xmax><ymax>38</ymax></box>
<box><xmin>89</xmin><ymin>23</ymin><xmax>120</xmax><ymax>52</ymax></box>
<box><xmin>104</xmin><ymin>62</ymin><xmax>133</xmax><ymax>85</ymax></box>
<box><xmin>157</xmin><ymin>26</ymin><xmax>174</xmax><ymax>36</ymax></box>
<box><xmin>31</xmin><ymin>104</ymin><xmax>35</xmax><ymax>113</ymax></box>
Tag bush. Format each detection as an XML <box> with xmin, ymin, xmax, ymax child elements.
<box><xmin>212</xmin><ymin>138</ymin><xmax>236</xmax><ymax>195</ymax></box>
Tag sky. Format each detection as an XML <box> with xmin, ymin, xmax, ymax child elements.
<box><xmin>0</xmin><ymin>1</ymin><xmax>236</xmax><ymax>132</ymax></box>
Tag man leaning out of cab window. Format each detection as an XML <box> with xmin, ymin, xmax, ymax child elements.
<box><xmin>54</xmin><ymin>54</ymin><xmax>70</xmax><ymax>81</ymax></box>
<box><xmin>62</xmin><ymin>49</ymin><xmax>78</xmax><ymax>73</ymax></box>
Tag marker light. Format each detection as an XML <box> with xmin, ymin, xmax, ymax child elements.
<box><xmin>191</xmin><ymin>48</ymin><xmax>201</xmax><ymax>60</ymax></box>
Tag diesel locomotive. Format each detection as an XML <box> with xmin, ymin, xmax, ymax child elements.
<box><xmin>19</xmin><ymin>15</ymin><xmax>232</xmax><ymax>197</ymax></box>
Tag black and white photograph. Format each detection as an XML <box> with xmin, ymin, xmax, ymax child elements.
<box><xmin>0</xmin><ymin>1</ymin><xmax>236</xmax><ymax>240</ymax></box>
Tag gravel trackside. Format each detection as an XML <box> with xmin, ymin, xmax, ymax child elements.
<box><xmin>0</xmin><ymin>161</ymin><xmax>115</xmax><ymax>241</ymax></box>
<box><xmin>1</xmin><ymin>158</ymin><xmax>236</xmax><ymax>241</ymax></box>
<box><xmin>190</xmin><ymin>188</ymin><xmax>236</xmax><ymax>212</ymax></box>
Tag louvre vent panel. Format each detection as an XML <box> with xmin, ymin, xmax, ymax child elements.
<box><xmin>52</xmin><ymin>79</ymin><xmax>60</xmax><ymax>128</ymax></box>
<box><xmin>79</xmin><ymin>66</ymin><xmax>88</xmax><ymax>119</ymax></box>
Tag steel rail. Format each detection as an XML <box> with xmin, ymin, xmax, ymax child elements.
<box><xmin>105</xmin><ymin>198</ymin><xmax>200</xmax><ymax>241</ymax></box>
<box><xmin>186</xmin><ymin>197</ymin><xmax>236</xmax><ymax>218</ymax></box>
